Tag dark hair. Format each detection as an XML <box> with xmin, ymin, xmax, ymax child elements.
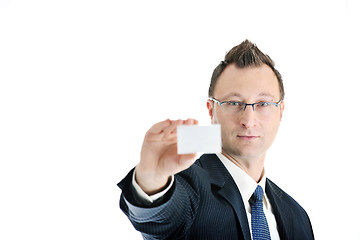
<box><xmin>208</xmin><ymin>39</ymin><xmax>284</xmax><ymax>100</ymax></box>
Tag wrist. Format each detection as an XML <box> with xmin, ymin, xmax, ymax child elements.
<box><xmin>134</xmin><ymin>166</ymin><xmax>171</xmax><ymax>195</ymax></box>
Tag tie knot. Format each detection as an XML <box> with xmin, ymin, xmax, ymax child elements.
<box><xmin>250</xmin><ymin>185</ymin><xmax>264</xmax><ymax>204</ymax></box>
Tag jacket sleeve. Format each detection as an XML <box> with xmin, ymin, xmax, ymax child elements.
<box><xmin>118</xmin><ymin>167</ymin><xmax>200</xmax><ymax>239</ymax></box>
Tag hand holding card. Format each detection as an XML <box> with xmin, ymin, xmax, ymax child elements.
<box><xmin>136</xmin><ymin>119</ymin><xmax>200</xmax><ymax>195</ymax></box>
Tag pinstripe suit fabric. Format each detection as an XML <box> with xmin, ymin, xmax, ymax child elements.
<box><xmin>118</xmin><ymin>154</ymin><xmax>314</xmax><ymax>240</ymax></box>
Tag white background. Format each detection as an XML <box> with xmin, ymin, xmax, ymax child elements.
<box><xmin>1</xmin><ymin>0</ymin><xmax>360</xmax><ymax>239</ymax></box>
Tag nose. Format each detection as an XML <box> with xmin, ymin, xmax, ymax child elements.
<box><xmin>239</xmin><ymin>105</ymin><xmax>257</xmax><ymax>128</ymax></box>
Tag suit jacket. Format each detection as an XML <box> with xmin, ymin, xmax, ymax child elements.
<box><xmin>118</xmin><ymin>154</ymin><xmax>314</xmax><ymax>240</ymax></box>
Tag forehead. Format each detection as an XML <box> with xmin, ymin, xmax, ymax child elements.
<box><xmin>214</xmin><ymin>64</ymin><xmax>280</xmax><ymax>100</ymax></box>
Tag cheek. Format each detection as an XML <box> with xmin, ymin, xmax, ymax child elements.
<box><xmin>213</xmin><ymin>113</ymin><xmax>232</xmax><ymax>133</ymax></box>
<box><xmin>266</xmin><ymin>120</ymin><xmax>281</xmax><ymax>139</ymax></box>
<box><xmin>214</xmin><ymin>112</ymin><xmax>233</xmax><ymax>127</ymax></box>
<box><xmin>212</xmin><ymin>109</ymin><xmax>223</xmax><ymax>124</ymax></box>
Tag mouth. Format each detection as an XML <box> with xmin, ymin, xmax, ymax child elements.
<box><xmin>237</xmin><ymin>135</ymin><xmax>259</xmax><ymax>140</ymax></box>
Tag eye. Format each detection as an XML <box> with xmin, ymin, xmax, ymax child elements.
<box><xmin>257</xmin><ymin>102</ymin><xmax>270</xmax><ymax>107</ymax></box>
<box><xmin>226</xmin><ymin>101</ymin><xmax>245</xmax><ymax>107</ymax></box>
<box><xmin>228</xmin><ymin>101</ymin><xmax>240</xmax><ymax>106</ymax></box>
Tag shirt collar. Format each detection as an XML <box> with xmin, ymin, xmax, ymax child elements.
<box><xmin>216</xmin><ymin>153</ymin><xmax>269</xmax><ymax>212</ymax></box>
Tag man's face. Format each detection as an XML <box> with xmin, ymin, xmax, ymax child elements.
<box><xmin>207</xmin><ymin>64</ymin><xmax>284</xmax><ymax>163</ymax></box>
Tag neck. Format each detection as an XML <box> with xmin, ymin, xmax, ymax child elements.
<box><xmin>222</xmin><ymin>150</ymin><xmax>265</xmax><ymax>183</ymax></box>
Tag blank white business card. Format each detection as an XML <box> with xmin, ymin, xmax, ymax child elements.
<box><xmin>177</xmin><ymin>124</ymin><xmax>222</xmax><ymax>154</ymax></box>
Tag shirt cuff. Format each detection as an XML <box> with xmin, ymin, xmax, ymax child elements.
<box><xmin>132</xmin><ymin>170</ymin><xmax>174</xmax><ymax>203</ymax></box>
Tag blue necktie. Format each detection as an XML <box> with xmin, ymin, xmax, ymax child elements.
<box><xmin>250</xmin><ymin>185</ymin><xmax>271</xmax><ymax>240</ymax></box>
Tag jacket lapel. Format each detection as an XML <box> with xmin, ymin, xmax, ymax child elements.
<box><xmin>265</xmin><ymin>178</ymin><xmax>291</xmax><ymax>239</ymax></box>
<box><xmin>197</xmin><ymin>154</ymin><xmax>252</xmax><ymax>240</ymax></box>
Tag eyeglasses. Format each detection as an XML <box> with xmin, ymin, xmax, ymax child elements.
<box><xmin>208</xmin><ymin>97</ymin><xmax>282</xmax><ymax>115</ymax></box>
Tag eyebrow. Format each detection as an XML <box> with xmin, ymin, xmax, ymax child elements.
<box><xmin>220</xmin><ymin>92</ymin><xmax>276</xmax><ymax>100</ymax></box>
<box><xmin>220</xmin><ymin>92</ymin><xmax>243</xmax><ymax>99</ymax></box>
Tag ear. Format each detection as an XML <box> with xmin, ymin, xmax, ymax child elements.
<box><xmin>279</xmin><ymin>101</ymin><xmax>285</xmax><ymax>121</ymax></box>
<box><xmin>207</xmin><ymin>100</ymin><xmax>214</xmax><ymax>124</ymax></box>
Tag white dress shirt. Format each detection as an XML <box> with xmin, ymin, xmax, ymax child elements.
<box><xmin>132</xmin><ymin>153</ymin><xmax>280</xmax><ymax>240</ymax></box>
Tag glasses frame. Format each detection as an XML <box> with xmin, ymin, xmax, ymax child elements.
<box><xmin>208</xmin><ymin>97</ymin><xmax>282</xmax><ymax>112</ymax></box>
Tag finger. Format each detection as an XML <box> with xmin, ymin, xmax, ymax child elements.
<box><xmin>179</xmin><ymin>153</ymin><xmax>197</xmax><ymax>161</ymax></box>
<box><xmin>149</xmin><ymin>119</ymin><xmax>172</xmax><ymax>134</ymax></box>
<box><xmin>163</xmin><ymin>119</ymin><xmax>183</xmax><ymax>136</ymax></box>
<box><xmin>183</xmin><ymin>118</ymin><xmax>198</xmax><ymax>125</ymax></box>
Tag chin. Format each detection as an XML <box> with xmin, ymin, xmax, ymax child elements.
<box><xmin>224</xmin><ymin>146</ymin><xmax>263</xmax><ymax>161</ymax></box>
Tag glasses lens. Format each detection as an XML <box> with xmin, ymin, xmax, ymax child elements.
<box><xmin>254</xmin><ymin>102</ymin><xmax>278</xmax><ymax>114</ymax></box>
<box><xmin>222</xmin><ymin>102</ymin><xmax>246</xmax><ymax>114</ymax></box>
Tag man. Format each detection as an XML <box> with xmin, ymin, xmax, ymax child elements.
<box><xmin>118</xmin><ymin>40</ymin><xmax>314</xmax><ymax>239</ymax></box>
